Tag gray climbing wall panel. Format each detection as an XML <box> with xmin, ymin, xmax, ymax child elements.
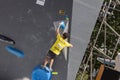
<box><xmin>67</xmin><ymin>0</ymin><xmax>104</xmax><ymax>80</ymax></box>
<box><xmin>0</xmin><ymin>0</ymin><xmax>73</xmax><ymax>80</ymax></box>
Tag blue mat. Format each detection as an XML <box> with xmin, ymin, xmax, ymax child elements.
<box><xmin>32</xmin><ymin>65</ymin><xmax>52</xmax><ymax>80</ymax></box>
<box><xmin>5</xmin><ymin>45</ymin><xmax>25</xmax><ymax>58</ymax></box>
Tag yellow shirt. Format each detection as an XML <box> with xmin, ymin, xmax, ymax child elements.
<box><xmin>50</xmin><ymin>34</ymin><xmax>71</xmax><ymax>55</ymax></box>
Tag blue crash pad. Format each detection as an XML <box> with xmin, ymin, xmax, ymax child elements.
<box><xmin>5</xmin><ymin>45</ymin><xmax>25</xmax><ymax>58</ymax></box>
<box><xmin>32</xmin><ymin>65</ymin><xmax>52</xmax><ymax>80</ymax></box>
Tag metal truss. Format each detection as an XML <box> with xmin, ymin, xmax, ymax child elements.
<box><xmin>80</xmin><ymin>0</ymin><xmax>120</xmax><ymax>80</ymax></box>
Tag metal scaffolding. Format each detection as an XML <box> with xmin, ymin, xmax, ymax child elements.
<box><xmin>80</xmin><ymin>0</ymin><xmax>120</xmax><ymax>80</ymax></box>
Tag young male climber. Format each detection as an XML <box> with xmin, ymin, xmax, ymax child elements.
<box><xmin>42</xmin><ymin>23</ymin><xmax>73</xmax><ymax>71</ymax></box>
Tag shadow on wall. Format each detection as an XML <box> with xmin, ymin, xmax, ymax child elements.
<box><xmin>0</xmin><ymin>75</ymin><xmax>12</xmax><ymax>80</ymax></box>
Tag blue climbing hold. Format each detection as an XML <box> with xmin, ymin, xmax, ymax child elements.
<box><xmin>5</xmin><ymin>45</ymin><xmax>25</xmax><ymax>58</ymax></box>
<box><xmin>60</xmin><ymin>21</ymin><xmax>65</xmax><ymax>29</ymax></box>
<box><xmin>32</xmin><ymin>65</ymin><xmax>52</xmax><ymax>80</ymax></box>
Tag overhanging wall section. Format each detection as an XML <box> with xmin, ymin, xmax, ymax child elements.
<box><xmin>67</xmin><ymin>0</ymin><xmax>104</xmax><ymax>80</ymax></box>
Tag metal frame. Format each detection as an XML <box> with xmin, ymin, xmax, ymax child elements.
<box><xmin>80</xmin><ymin>0</ymin><xmax>120</xmax><ymax>80</ymax></box>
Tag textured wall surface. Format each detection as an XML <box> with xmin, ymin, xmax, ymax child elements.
<box><xmin>0</xmin><ymin>0</ymin><xmax>73</xmax><ymax>80</ymax></box>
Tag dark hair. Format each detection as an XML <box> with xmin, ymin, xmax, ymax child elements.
<box><xmin>62</xmin><ymin>33</ymin><xmax>69</xmax><ymax>39</ymax></box>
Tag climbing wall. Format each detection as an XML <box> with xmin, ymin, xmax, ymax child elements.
<box><xmin>67</xmin><ymin>0</ymin><xmax>104</xmax><ymax>80</ymax></box>
<box><xmin>0</xmin><ymin>0</ymin><xmax>73</xmax><ymax>80</ymax></box>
